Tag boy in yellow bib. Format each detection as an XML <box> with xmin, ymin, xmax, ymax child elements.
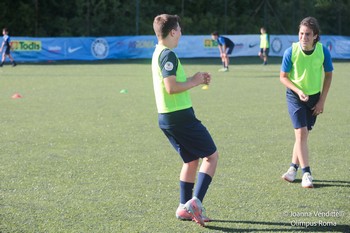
<box><xmin>280</xmin><ymin>17</ymin><xmax>333</xmax><ymax>188</ymax></box>
<box><xmin>258</xmin><ymin>27</ymin><xmax>269</xmax><ymax>65</ymax></box>
<box><xmin>152</xmin><ymin>14</ymin><xmax>219</xmax><ymax>226</ymax></box>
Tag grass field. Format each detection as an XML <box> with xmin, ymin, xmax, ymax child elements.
<box><xmin>0</xmin><ymin>57</ymin><xmax>349</xmax><ymax>233</ymax></box>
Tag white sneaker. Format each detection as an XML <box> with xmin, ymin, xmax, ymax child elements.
<box><xmin>176</xmin><ymin>204</ymin><xmax>192</xmax><ymax>221</ymax></box>
<box><xmin>184</xmin><ymin>197</ymin><xmax>205</xmax><ymax>226</ymax></box>
<box><xmin>218</xmin><ymin>67</ymin><xmax>228</xmax><ymax>72</ymax></box>
<box><xmin>175</xmin><ymin>204</ymin><xmax>211</xmax><ymax>222</ymax></box>
<box><xmin>301</xmin><ymin>172</ymin><xmax>314</xmax><ymax>188</ymax></box>
<box><xmin>176</xmin><ymin>204</ymin><xmax>211</xmax><ymax>222</ymax></box>
<box><xmin>200</xmin><ymin>207</ymin><xmax>211</xmax><ymax>222</ymax></box>
<box><xmin>281</xmin><ymin>167</ymin><xmax>297</xmax><ymax>182</ymax></box>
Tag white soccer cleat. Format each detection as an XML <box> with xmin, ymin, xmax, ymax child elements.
<box><xmin>301</xmin><ymin>172</ymin><xmax>314</xmax><ymax>188</ymax></box>
<box><xmin>281</xmin><ymin>167</ymin><xmax>297</xmax><ymax>182</ymax></box>
<box><xmin>184</xmin><ymin>197</ymin><xmax>205</xmax><ymax>226</ymax></box>
<box><xmin>176</xmin><ymin>204</ymin><xmax>211</xmax><ymax>222</ymax></box>
<box><xmin>218</xmin><ymin>67</ymin><xmax>228</xmax><ymax>72</ymax></box>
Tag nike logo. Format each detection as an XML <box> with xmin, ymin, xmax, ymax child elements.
<box><xmin>68</xmin><ymin>46</ymin><xmax>82</xmax><ymax>53</ymax></box>
<box><xmin>249</xmin><ymin>43</ymin><xmax>258</xmax><ymax>48</ymax></box>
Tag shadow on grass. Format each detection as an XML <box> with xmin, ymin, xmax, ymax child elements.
<box><xmin>313</xmin><ymin>180</ymin><xmax>350</xmax><ymax>188</ymax></box>
<box><xmin>206</xmin><ymin>220</ymin><xmax>350</xmax><ymax>232</ymax></box>
<box><xmin>285</xmin><ymin>179</ymin><xmax>350</xmax><ymax>189</ymax></box>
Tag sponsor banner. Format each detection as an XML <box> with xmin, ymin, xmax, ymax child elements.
<box><xmin>268</xmin><ymin>35</ymin><xmax>350</xmax><ymax>59</ymax></box>
<box><xmin>8</xmin><ymin>35</ymin><xmax>350</xmax><ymax>62</ymax></box>
<box><xmin>9</xmin><ymin>36</ymin><xmax>158</xmax><ymax>61</ymax></box>
<box><xmin>175</xmin><ymin>35</ymin><xmax>261</xmax><ymax>58</ymax></box>
<box><xmin>11</xmin><ymin>40</ymin><xmax>41</xmax><ymax>51</ymax></box>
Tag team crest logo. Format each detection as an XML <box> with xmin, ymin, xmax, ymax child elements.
<box><xmin>91</xmin><ymin>38</ymin><xmax>109</xmax><ymax>59</ymax></box>
<box><xmin>164</xmin><ymin>62</ymin><xmax>174</xmax><ymax>71</ymax></box>
<box><xmin>271</xmin><ymin>38</ymin><xmax>282</xmax><ymax>53</ymax></box>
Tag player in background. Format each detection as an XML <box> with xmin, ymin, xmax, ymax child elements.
<box><xmin>0</xmin><ymin>28</ymin><xmax>16</xmax><ymax>67</ymax></box>
<box><xmin>258</xmin><ymin>27</ymin><xmax>269</xmax><ymax>65</ymax></box>
<box><xmin>211</xmin><ymin>31</ymin><xmax>235</xmax><ymax>72</ymax></box>
<box><xmin>152</xmin><ymin>14</ymin><xmax>219</xmax><ymax>226</ymax></box>
<box><xmin>280</xmin><ymin>17</ymin><xmax>333</xmax><ymax>188</ymax></box>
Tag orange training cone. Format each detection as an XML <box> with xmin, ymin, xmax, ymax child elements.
<box><xmin>11</xmin><ymin>93</ymin><xmax>22</xmax><ymax>99</ymax></box>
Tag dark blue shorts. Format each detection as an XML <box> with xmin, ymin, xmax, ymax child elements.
<box><xmin>260</xmin><ymin>48</ymin><xmax>269</xmax><ymax>56</ymax></box>
<box><xmin>227</xmin><ymin>43</ymin><xmax>235</xmax><ymax>55</ymax></box>
<box><xmin>4</xmin><ymin>46</ymin><xmax>10</xmax><ymax>55</ymax></box>
<box><xmin>286</xmin><ymin>89</ymin><xmax>320</xmax><ymax>130</ymax></box>
<box><xmin>159</xmin><ymin>108</ymin><xmax>217</xmax><ymax>163</ymax></box>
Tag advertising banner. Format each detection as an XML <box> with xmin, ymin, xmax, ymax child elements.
<box><xmin>9</xmin><ymin>35</ymin><xmax>350</xmax><ymax>62</ymax></box>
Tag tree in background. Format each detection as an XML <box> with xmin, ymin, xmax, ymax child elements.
<box><xmin>0</xmin><ymin>0</ymin><xmax>349</xmax><ymax>37</ymax></box>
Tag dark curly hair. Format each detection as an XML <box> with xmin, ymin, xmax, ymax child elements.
<box><xmin>299</xmin><ymin>17</ymin><xmax>320</xmax><ymax>45</ymax></box>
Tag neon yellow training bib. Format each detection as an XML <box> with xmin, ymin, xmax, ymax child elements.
<box><xmin>152</xmin><ymin>44</ymin><xmax>192</xmax><ymax>113</ymax></box>
<box><xmin>289</xmin><ymin>42</ymin><xmax>324</xmax><ymax>95</ymax></box>
<box><xmin>260</xmin><ymin>33</ymin><xmax>269</xmax><ymax>48</ymax></box>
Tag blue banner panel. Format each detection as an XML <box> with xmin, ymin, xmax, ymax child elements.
<box><xmin>9</xmin><ymin>35</ymin><xmax>350</xmax><ymax>62</ymax></box>
<box><xmin>10</xmin><ymin>36</ymin><xmax>159</xmax><ymax>61</ymax></box>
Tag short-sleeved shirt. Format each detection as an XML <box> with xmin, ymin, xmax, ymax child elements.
<box><xmin>281</xmin><ymin>42</ymin><xmax>333</xmax><ymax>95</ymax></box>
<box><xmin>152</xmin><ymin>44</ymin><xmax>192</xmax><ymax>114</ymax></box>
<box><xmin>3</xmin><ymin>34</ymin><xmax>10</xmax><ymax>52</ymax></box>
<box><xmin>281</xmin><ymin>43</ymin><xmax>333</xmax><ymax>73</ymax></box>
<box><xmin>159</xmin><ymin>49</ymin><xmax>178</xmax><ymax>78</ymax></box>
<box><xmin>151</xmin><ymin>44</ymin><xmax>217</xmax><ymax>161</ymax></box>
<box><xmin>217</xmin><ymin>36</ymin><xmax>234</xmax><ymax>48</ymax></box>
<box><xmin>3</xmin><ymin>35</ymin><xmax>10</xmax><ymax>47</ymax></box>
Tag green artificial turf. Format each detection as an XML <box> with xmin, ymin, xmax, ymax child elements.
<box><xmin>0</xmin><ymin>57</ymin><xmax>349</xmax><ymax>232</ymax></box>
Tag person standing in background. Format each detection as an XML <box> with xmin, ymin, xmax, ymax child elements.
<box><xmin>211</xmin><ymin>31</ymin><xmax>235</xmax><ymax>72</ymax></box>
<box><xmin>258</xmin><ymin>27</ymin><xmax>269</xmax><ymax>65</ymax></box>
<box><xmin>0</xmin><ymin>28</ymin><xmax>16</xmax><ymax>67</ymax></box>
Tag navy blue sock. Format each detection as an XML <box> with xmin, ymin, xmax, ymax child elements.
<box><xmin>180</xmin><ymin>181</ymin><xmax>194</xmax><ymax>205</ymax></box>
<box><xmin>302</xmin><ymin>166</ymin><xmax>311</xmax><ymax>175</ymax></box>
<box><xmin>290</xmin><ymin>163</ymin><xmax>299</xmax><ymax>171</ymax></box>
<box><xmin>193</xmin><ymin>172</ymin><xmax>212</xmax><ymax>203</ymax></box>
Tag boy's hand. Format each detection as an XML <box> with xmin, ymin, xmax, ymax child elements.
<box><xmin>202</xmin><ymin>72</ymin><xmax>211</xmax><ymax>85</ymax></box>
<box><xmin>312</xmin><ymin>100</ymin><xmax>325</xmax><ymax>116</ymax></box>
<box><xmin>192</xmin><ymin>72</ymin><xmax>211</xmax><ymax>86</ymax></box>
<box><xmin>297</xmin><ymin>90</ymin><xmax>309</xmax><ymax>102</ymax></box>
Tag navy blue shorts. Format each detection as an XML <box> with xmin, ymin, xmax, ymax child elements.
<box><xmin>286</xmin><ymin>89</ymin><xmax>320</xmax><ymax>130</ymax></box>
<box><xmin>159</xmin><ymin>108</ymin><xmax>217</xmax><ymax>163</ymax></box>
<box><xmin>227</xmin><ymin>43</ymin><xmax>235</xmax><ymax>55</ymax></box>
<box><xmin>260</xmin><ymin>48</ymin><xmax>269</xmax><ymax>56</ymax></box>
<box><xmin>4</xmin><ymin>47</ymin><xmax>10</xmax><ymax>55</ymax></box>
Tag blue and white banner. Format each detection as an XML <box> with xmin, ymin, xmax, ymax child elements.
<box><xmin>9</xmin><ymin>35</ymin><xmax>350</xmax><ymax>62</ymax></box>
<box><xmin>10</xmin><ymin>36</ymin><xmax>158</xmax><ymax>61</ymax></box>
<box><xmin>176</xmin><ymin>35</ymin><xmax>350</xmax><ymax>59</ymax></box>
